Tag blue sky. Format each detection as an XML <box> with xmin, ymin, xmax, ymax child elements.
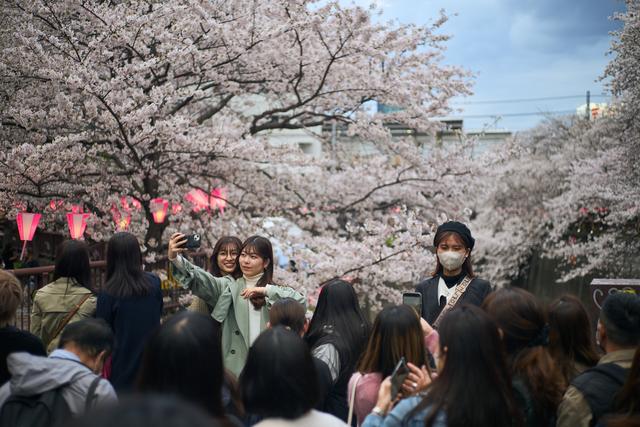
<box><xmin>348</xmin><ymin>0</ymin><xmax>625</xmax><ymax>131</ymax></box>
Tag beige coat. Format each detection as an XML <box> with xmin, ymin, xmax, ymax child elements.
<box><xmin>30</xmin><ymin>277</ymin><xmax>97</xmax><ymax>353</ymax></box>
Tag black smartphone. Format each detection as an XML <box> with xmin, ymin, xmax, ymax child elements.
<box><xmin>182</xmin><ymin>234</ymin><xmax>201</xmax><ymax>249</ymax></box>
<box><xmin>403</xmin><ymin>292</ymin><xmax>423</xmax><ymax>317</ymax></box>
<box><xmin>390</xmin><ymin>356</ymin><xmax>409</xmax><ymax>398</ymax></box>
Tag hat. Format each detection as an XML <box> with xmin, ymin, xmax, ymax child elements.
<box><xmin>434</xmin><ymin>221</ymin><xmax>475</xmax><ymax>250</ymax></box>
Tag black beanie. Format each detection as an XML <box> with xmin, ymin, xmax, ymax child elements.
<box><xmin>434</xmin><ymin>221</ymin><xmax>475</xmax><ymax>250</ymax></box>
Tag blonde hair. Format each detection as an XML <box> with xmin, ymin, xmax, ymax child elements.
<box><xmin>0</xmin><ymin>270</ymin><xmax>22</xmax><ymax>325</ymax></box>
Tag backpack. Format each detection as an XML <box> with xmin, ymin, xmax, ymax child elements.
<box><xmin>0</xmin><ymin>376</ymin><xmax>102</xmax><ymax>427</ymax></box>
<box><xmin>571</xmin><ymin>362</ymin><xmax>629</xmax><ymax>427</ymax></box>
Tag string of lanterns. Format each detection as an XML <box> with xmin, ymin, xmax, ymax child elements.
<box><xmin>14</xmin><ymin>188</ymin><xmax>227</xmax><ymax>260</ymax></box>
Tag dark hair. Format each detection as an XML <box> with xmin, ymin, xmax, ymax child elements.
<box><xmin>357</xmin><ymin>304</ymin><xmax>427</xmax><ymax>377</ymax></box>
<box><xmin>548</xmin><ymin>294</ymin><xmax>599</xmax><ymax>382</ymax></box>
<box><xmin>105</xmin><ymin>232</ymin><xmax>150</xmax><ymax>298</ymax></box>
<box><xmin>483</xmin><ymin>288</ymin><xmax>565</xmax><ymax>425</ymax></box>
<box><xmin>240</xmin><ymin>327</ymin><xmax>318</xmax><ymax>420</ymax></box>
<box><xmin>0</xmin><ymin>270</ymin><xmax>21</xmax><ymax>325</ymax></box>
<box><xmin>240</xmin><ymin>236</ymin><xmax>274</xmax><ymax>309</ymax></box>
<box><xmin>431</xmin><ymin>231</ymin><xmax>475</xmax><ymax>277</ymax></box>
<box><xmin>408</xmin><ymin>305</ymin><xmax>521</xmax><ymax>427</ymax></box>
<box><xmin>269</xmin><ymin>298</ymin><xmax>306</xmax><ymax>335</ymax></box>
<box><xmin>210</xmin><ymin>236</ymin><xmax>242</xmax><ymax>278</ymax></box>
<box><xmin>53</xmin><ymin>240</ymin><xmax>93</xmax><ymax>292</ymax></box>
<box><xmin>137</xmin><ymin>312</ymin><xmax>226</xmax><ymax>419</ymax></box>
<box><xmin>600</xmin><ymin>292</ymin><xmax>640</xmax><ymax>347</ymax></box>
<box><xmin>604</xmin><ymin>346</ymin><xmax>640</xmax><ymax>426</ymax></box>
<box><xmin>58</xmin><ymin>318</ymin><xmax>114</xmax><ymax>358</ymax></box>
<box><xmin>305</xmin><ymin>279</ymin><xmax>370</xmax><ymax>378</ymax></box>
<box><xmin>67</xmin><ymin>395</ymin><xmax>227</xmax><ymax>427</ymax></box>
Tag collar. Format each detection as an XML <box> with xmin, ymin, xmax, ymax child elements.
<box><xmin>243</xmin><ymin>272</ymin><xmax>264</xmax><ymax>286</ymax></box>
<box><xmin>49</xmin><ymin>349</ymin><xmax>82</xmax><ymax>363</ymax></box>
<box><xmin>599</xmin><ymin>348</ymin><xmax>637</xmax><ymax>365</ymax></box>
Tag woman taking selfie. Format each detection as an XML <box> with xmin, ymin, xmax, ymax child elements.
<box><xmin>96</xmin><ymin>232</ymin><xmax>163</xmax><ymax>392</ymax></box>
<box><xmin>189</xmin><ymin>236</ymin><xmax>242</xmax><ymax>315</ymax></box>
<box><xmin>168</xmin><ymin>233</ymin><xmax>306</xmax><ymax>378</ymax></box>
<box><xmin>415</xmin><ymin>221</ymin><xmax>491</xmax><ymax>327</ymax></box>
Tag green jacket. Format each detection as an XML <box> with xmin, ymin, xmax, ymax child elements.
<box><xmin>171</xmin><ymin>257</ymin><xmax>307</xmax><ymax>378</ymax></box>
<box><xmin>30</xmin><ymin>277</ymin><xmax>97</xmax><ymax>353</ymax></box>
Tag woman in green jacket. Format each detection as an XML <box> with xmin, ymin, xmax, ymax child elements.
<box><xmin>168</xmin><ymin>233</ymin><xmax>306</xmax><ymax>378</ymax></box>
<box><xmin>31</xmin><ymin>240</ymin><xmax>96</xmax><ymax>353</ymax></box>
<box><xmin>188</xmin><ymin>235</ymin><xmax>242</xmax><ymax>315</ymax></box>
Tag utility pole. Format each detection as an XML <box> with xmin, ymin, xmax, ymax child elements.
<box><xmin>586</xmin><ymin>90</ymin><xmax>591</xmax><ymax>120</ymax></box>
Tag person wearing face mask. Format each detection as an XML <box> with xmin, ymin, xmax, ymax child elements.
<box><xmin>415</xmin><ymin>221</ymin><xmax>492</xmax><ymax>328</ymax></box>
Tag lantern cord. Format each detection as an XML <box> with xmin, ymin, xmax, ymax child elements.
<box><xmin>19</xmin><ymin>240</ymin><xmax>27</xmax><ymax>262</ymax></box>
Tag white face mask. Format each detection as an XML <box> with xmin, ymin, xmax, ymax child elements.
<box><xmin>438</xmin><ymin>250</ymin><xmax>466</xmax><ymax>271</ymax></box>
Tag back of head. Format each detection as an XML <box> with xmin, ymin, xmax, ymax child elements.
<box><xmin>548</xmin><ymin>294</ymin><xmax>599</xmax><ymax>380</ymax></box>
<box><xmin>137</xmin><ymin>311</ymin><xmax>225</xmax><ymax>418</ymax></box>
<box><xmin>105</xmin><ymin>232</ymin><xmax>149</xmax><ymax>298</ymax></box>
<box><xmin>240</xmin><ymin>327</ymin><xmax>318</xmax><ymax>420</ymax></box>
<box><xmin>68</xmin><ymin>395</ymin><xmax>225</xmax><ymax>427</ymax></box>
<box><xmin>414</xmin><ymin>305</ymin><xmax>519</xmax><ymax>427</ymax></box>
<box><xmin>269</xmin><ymin>298</ymin><xmax>306</xmax><ymax>335</ymax></box>
<box><xmin>483</xmin><ymin>287</ymin><xmax>565</xmax><ymax>421</ymax></box>
<box><xmin>357</xmin><ymin>304</ymin><xmax>426</xmax><ymax>377</ymax></box>
<box><xmin>305</xmin><ymin>279</ymin><xmax>369</xmax><ymax>372</ymax></box>
<box><xmin>601</xmin><ymin>292</ymin><xmax>640</xmax><ymax>348</ymax></box>
<box><xmin>54</xmin><ymin>240</ymin><xmax>92</xmax><ymax>291</ymax></box>
<box><xmin>59</xmin><ymin>318</ymin><xmax>114</xmax><ymax>358</ymax></box>
<box><xmin>0</xmin><ymin>270</ymin><xmax>21</xmax><ymax>326</ymax></box>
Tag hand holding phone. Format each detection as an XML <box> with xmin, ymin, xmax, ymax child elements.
<box><xmin>390</xmin><ymin>357</ymin><xmax>410</xmax><ymax>398</ymax></box>
<box><xmin>182</xmin><ymin>233</ymin><xmax>201</xmax><ymax>250</ymax></box>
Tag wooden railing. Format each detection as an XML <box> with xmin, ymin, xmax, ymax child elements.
<box><xmin>6</xmin><ymin>254</ymin><xmax>209</xmax><ymax>331</ymax></box>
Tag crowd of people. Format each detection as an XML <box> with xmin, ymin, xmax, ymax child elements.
<box><xmin>0</xmin><ymin>221</ymin><xmax>638</xmax><ymax>427</ymax></box>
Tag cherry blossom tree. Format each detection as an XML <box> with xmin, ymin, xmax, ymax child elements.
<box><xmin>473</xmin><ymin>0</ymin><xmax>640</xmax><ymax>285</ymax></box>
<box><xmin>0</xmin><ymin>0</ymin><xmax>476</xmax><ymax>306</ymax></box>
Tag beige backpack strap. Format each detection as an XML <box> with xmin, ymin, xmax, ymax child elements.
<box><xmin>347</xmin><ymin>372</ymin><xmax>362</xmax><ymax>426</ymax></box>
<box><xmin>433</xmin><ymin>276</ymin><xmax>473</xmax><ymax>329</ymax></box>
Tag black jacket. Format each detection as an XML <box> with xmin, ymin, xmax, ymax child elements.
<box><xmin>415</xmin><ymin>275</ymin><xmax>492</xmax><ymax>325</ymax></box>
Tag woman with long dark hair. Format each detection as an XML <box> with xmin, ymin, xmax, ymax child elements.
<box><xmin>304</xmin><ymin>279</ymin><xmax>370</xmax><ymax>422</ymax></box>
<box><xmin>137</xmin><ymin>311</ymin><xmax>241</xmax><ymax>426</ymax></box>
<box><xmin>31</xmin><ymin>240</ymin><xmax>96</xmax><ymax>353</ymax></box>
<box><xmin>168</xmin><ymin>234</ymin><xmax>305</xmax><ymax>378</ymax></box>
<box><xmin>362</xmin><ymin>305</ymin><xmax>521</xmax><ymax>427</ymax></box>
<box><xmin>348</xmin><ymin>305</ymin><xmax>437</xmax><ymax>424</ymax></box>
<box><xmin>96</xmin><ymin>232</ymin><xmax>163</xmax><ymax>392</ymax></box>
<box><xmin>240</xmin><ymin>326</ymin><xmax>347</xmax><ymax>426</ymax></box>
<box><xmin>483</xmin><ymin>287</ymin><xmax>565</xmax><ymax>427</ymax></box>
<box><xmin>348</xmin><ymin>305</ymin><xmax>432</xmax><ymax>425</ymax></box>
<box><xmin>548</xmin><ymin>294</ymin><xmax>599</xmax><ymax>383</ymax></box>
<box><xmin>189</xmin><ymin>236</ymin><xmax>242</xmax><ymax>315</ymax></box>
<box><xmin>415</xmin><ymin>221</ymin><xmax>491</xmax><ymax>328</ymax></box>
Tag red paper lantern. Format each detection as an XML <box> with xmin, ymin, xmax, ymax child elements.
<box><xmin>66</xmin><ymin>212</ymin><xmax>90</xmax><ymax>239</ymax></box>
<box><xmin>185</xmin><ymin>189</ymin><xmax>210</xmax><ymax>211</ymax></box>
<box><xmin>17</xmin><ymin>212</ymin><xmax>41</xmax><ymax>241</ymax></box>
<box><xmin>150</xmin><ymin>198</ymin><xmax>169</xmax><ymax>224</ymax></box>
<box><xmin>16</xmin><ymin>212</ymin><xmax>41</xmax><ymax>261</ymax></box>
<box><xmin>210</xmin><ymin>187</ymin><xmax>227</xmax><ymax>214</ymax></box>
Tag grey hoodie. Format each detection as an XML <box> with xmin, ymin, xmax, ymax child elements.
<box><xmin>0</xmin><ymin>351</ymin><xmax>117</xmax><ymax>416</ymax></box>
